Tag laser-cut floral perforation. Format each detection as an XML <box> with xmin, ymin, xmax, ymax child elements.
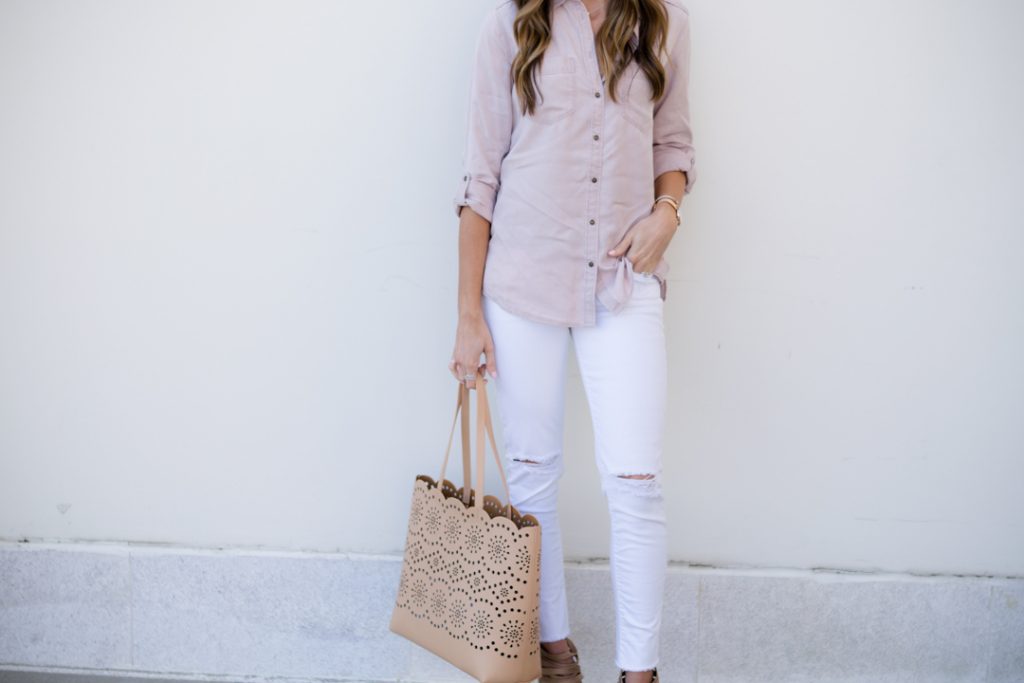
<box><xmin>487</xmin><ymin>535</ymin><xmax>510</xmax><ymax>564</ymax></box>
<box><xmin>446</xmin><ymin>560</ymin><xmax>465</xmax><ymax>583</ymax></box>
<box><xmin>515</xmin><ymin>545</ymin><xmax>531</xmax><ymax>572</ymax></box>
<box><xmin>501</xmin><ymin>619</ymin><xmax>524</xmax><ymax>649</ymax></box>
<box><xmin>465</xmin><ymin>520</ymin><xmax>486</xmax><ymax>555</ymax></box>
<box><xmin>429</xmin><ymin>581</ymin><xmax>448</xmax><ymax>622</ymax></box>
<box><xmin>447</xmin><ymin>588</ymin><xmax>471</xmax><ymax>632</ymax></box>
<box><xmin>443</xmin><ymin>512</ymin><xmax>463</xmax><ymax>543</ymax></box>
<box><xmin>423</xmin><ymin>505</ymin><xmax>443</xmax><ymax>535</ymax></box>
<box><xmin>394</xmin><ymin>476</ymin><xmax>542</xmax><ymax>659</ymax></box>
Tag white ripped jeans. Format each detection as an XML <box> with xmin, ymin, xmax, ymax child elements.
<box><xmin>481</xmin><ymin>273</ymin><xmax>668</xmax><ymax>672</ymax></box>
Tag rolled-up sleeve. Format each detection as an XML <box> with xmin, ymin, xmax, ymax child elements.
<box><xmin>453</xmin><ymin>8</ymin><xmax>514</xmax><ymax>223</ymax></box>
<box><xmin>652</xmin><ymin>9</ymin><xmax>697</xmax><ymax>194</ymax></box>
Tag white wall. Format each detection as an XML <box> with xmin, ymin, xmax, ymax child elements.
<box><xmin>1</xmin><ymin>0</ymin><xmax>1021</xmax><ymax>577</ymax></box>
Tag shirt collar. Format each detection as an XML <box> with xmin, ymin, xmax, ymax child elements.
<box><xmin>553</xmin><ymin>0</ymin><xmax>641</xmax><ymax>41</ymax></box>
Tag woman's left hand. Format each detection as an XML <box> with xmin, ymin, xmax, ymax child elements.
<box><xmin>607</xmin><ymin>203</ymin><xmax>679</xmax><ymax>274</ymax></box>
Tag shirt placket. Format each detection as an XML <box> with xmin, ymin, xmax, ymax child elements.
<box><xmin>569</xmin><ymin>0</ymin><xmax>606</xmax><ymax>327</ymax></box>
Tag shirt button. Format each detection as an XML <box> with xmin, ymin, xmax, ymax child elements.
<box><xmin>593</xmin><ymin>134</ymin><xmax>599</xmax><ymax>140</ymax></box>
<box><xmin>594</xmin><ymin>91</ymin><xmax>601</xmax><ymax>97</ymax></box>
<box><xmin>463</xmin><ymin>175</ymin><xmax>468</xmax><ymax>180</ymax></box>
<box><xmin>591</xmin><ymin>177</ymin><xmax>598</xmax><ymax>183</ymax></box>
<box><xmin>588</xmin><ymin>261</ymin><xmax>594</xmax><ymax>267</ymax></box>
<box><xmin>589</xmin><ymin>219</ymin><xmax>595</xmax><ymax>225</ymax></box>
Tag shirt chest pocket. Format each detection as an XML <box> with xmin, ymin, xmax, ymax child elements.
<box><xmin>620</xmin><ymin>63</ymin><xmax>655</xmax><ymax>134</ymax></box>
<box><xmin>531</xmin><ymin>56</ymin><xmax>577</xmax><ymax>124</ymax></box>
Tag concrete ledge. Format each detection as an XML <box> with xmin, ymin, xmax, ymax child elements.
<box><xmin>0</xmin><ymin>542</ymin><xmax>1021</xmax><ymax>682</ymax></box>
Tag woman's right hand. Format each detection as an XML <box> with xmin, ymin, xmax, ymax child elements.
<box><xmin>449</xmin><ymin>310</ymin><xmax>497</xmax><ymax>389</ymax></box>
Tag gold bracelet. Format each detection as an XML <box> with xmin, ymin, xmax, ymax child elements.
<box><xmin>654</xmin><ymin>194</ymin><xmax>679</xmax><ymax>211</ymax></box>
<box><xmin>653</xmin><ymin>194</ymin><xmax>681</xmax><ymax>226</ymax></box>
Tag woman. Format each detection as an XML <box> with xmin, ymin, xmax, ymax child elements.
<box><xmin>448</xmin><ymin>0</ymin><xmax>695</xmax><ymax>681</ymax></box>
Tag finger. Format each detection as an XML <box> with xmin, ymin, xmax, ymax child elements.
<box><xmin>608</xmin><ymin>234</ymin><xmax>632</xmax><ymax>256</ymax></box>
<box><xmin>483</xmin><ymin>341</ymin><xmax>498</xmax><ymax>378</ymax></box>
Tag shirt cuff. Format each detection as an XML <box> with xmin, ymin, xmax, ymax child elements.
<box><xmin>653</xmin><ymin>149</ymin><xmax>697</xmax><ymax>195</ymax></box>
<box><xmin>453</xmin><ymin>172</ymin><xmax>498</xmax><ymax>223</ymax></box>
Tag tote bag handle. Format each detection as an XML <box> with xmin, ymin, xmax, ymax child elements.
<box><xmin>436</xmin><ymin>369</ymin><xmax>513</xmax><ymax>520</ymax></box>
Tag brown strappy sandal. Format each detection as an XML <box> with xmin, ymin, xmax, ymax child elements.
<box><xmin>540</xmin><ymin>636</ymin><xmax>583</xmax><ymax>683</ymax></box>
<box><xmin>617</xmin><ymin>667</ymin><xmax>658</xmax><ymax>683</ymax></box>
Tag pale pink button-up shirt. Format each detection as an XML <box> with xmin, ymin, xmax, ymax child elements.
<box><xmin>453</xmin><ymin>0</ymin><xmax>696</xmax><ymax>326</ymax></box>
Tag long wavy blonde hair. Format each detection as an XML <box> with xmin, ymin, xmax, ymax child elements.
<box><xmin>511</xmin><ymin>0</ymin><xmax>671</xmax><ymax>116</ymax></box>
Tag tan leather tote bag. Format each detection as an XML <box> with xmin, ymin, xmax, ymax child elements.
<box><xmin>389</xmin><ymin>371</ymin><xmax>542</xmax><ymax>683</ymax></box>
